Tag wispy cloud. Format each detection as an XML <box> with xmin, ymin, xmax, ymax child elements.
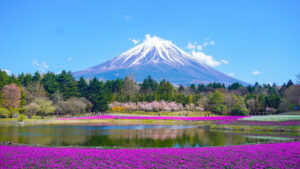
<box><xmin>116</xmin><ymin>14</ymin><xmax>131</xmax><ymax>20</ymax></box>
<box><xmin>186</xmin><ymin>39</ymin><xmax>223</xmax><ymax>67</ymax></box>
<box><xmin>67</xmin><ymin>57</ymin><xmax>72</xmax><ymax>61</ymax></box>
<box><xmin>228</xmin><ymin>73</ymin><xmax>235</xmax><ymax>77</ymax></box>
<box><xmin>252</xmin><ymin>70</ymin><xmax>260</xmax><ymax>75</ymax></box>
<box><xmin>186</xmin><ymin>39</ymin><xmax>230</xmax><ymax>67</ymax></box>
<box><xmin>132</xmin><ymin>39</ymin><xmax>140</xmax><ymax>45</ymax></box>
<box><xmin>187</xmin><ymin>38</ymin><xmax>214</xmax><ymax>51</ymax></box>
<box><xmin>187</xmin><ymin>42</ymin><xmax>195</xmax><ymax>50</ymax></box>
<box><xmin>187</xmin><ymin>42</ymin><xmax>202</xmax><ymax>51</ymax></box>
<box><xmin>128</xmin><ymin>38</ymin><xmax>140</xmax><ymax>45</ymax></box>
<box><xmin>221</xmin><ymin>59</ymin><xmax>229</xmax><ymax>64</ymax></box>
<box><xmin>0</xmin><ymin>69</ymin><xmax>11</xmax><ymax>75</ymax></box>
<box><xmin>32</xmin><ymin>59</ymin><xmax>49</xmax><ymax>72</ymax></box>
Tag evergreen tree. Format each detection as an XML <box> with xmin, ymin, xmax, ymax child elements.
<box><xmin>228</xmin><ymin>82</ymin><xmax>242</xmax><ymax>90</ymax></box>
<box><xmin>141</xmin><ymin>76</ymin><xmax>159</xmax><ymax>94</ymax></box>
<box><xmin>41</xmin><ymin>72</ymin><xmax>59</xmax><ymax>94</ymax></box>
<box><xmin>57</xmin><ymin>70</ymin><xmax>78</xmax><ymax>99</ymax></box>
<box><xmin>197</xmin><ymin>84</ymin><xmax>205</xmax><ymax>92</ymax></box>
<box><xmin>0</xmin><ymin>70</ymin><xmax>11</xmax><ymax>90</ymax></box>
<box><xmin>77</xmin><ymin>77</ymin><xmax>88</xmax><ymax>97</ymax></box>
<box><xmin>22</xmin><ymin>73</ymin><xmax>33</xmax><ymax>87</ymax></box>
<box><xmin>88</xmin><ymin>78</ymin><xmax>109</xmax><ymax>112</ymax></box>
<box><xmin>189</xmin><ymin>84</ymin><xmax>197</xmax><ymax>93</ymax></box>
<box><xmin>32</xmin><ymin>71</ymin><xmax>41</xmax><ymax>82</ymax></box>
<box><xmin>286</xmin><ymin>80</ymin><xmax>294</xmax><ymax>88</ymax></box>
<box><xmin>159</xmin><ymin>79</ymin><xmax>173</xmax><ymax>96</ymax></box>
<box><xmin>265</xmin><ymin>94</ymin><xmax>281</xmax><ymax>109</ymax></box>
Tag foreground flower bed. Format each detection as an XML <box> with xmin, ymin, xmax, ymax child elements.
<box><xmin>58</xmin><ymin>115</ymin><xmax>248</xmax><ymax>121</ymax></box>
<box><xmin>1</xmin><ymin>142</ymin><xmax>299</xmax><ymax>168</ymax></box>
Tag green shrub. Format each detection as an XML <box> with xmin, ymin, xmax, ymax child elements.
<box><xmin>18</xmin><ymin>114</ymin><xmax>26</xmax><ymax>121</ymax></box>
<box><xmin>213</xmin><ymin>105</ymin><xmax>227</xmax><ymax>115</ymax></box>
<box><xmin>8</xmin><ymin>107</ymin><xmax>19</xmax><ymax>118</ymax></box>
<box><xmin>18</xmin><ymin>107</ymin><xmax>26</xmax><ymax>114</ymax></box>
<box><xmin>0</xmin><ymin>107</ymin><xmax>10</xmax><ymax>118</ymax></box>
<box><xmin>31</xmin><ymin>115</ymin><xmax>41</xmax><ymax>119</ymax></box>
<box><xmin>231</xmin><ymin>106</ymin><xmax>249</xmax><ymax>116</ymax></box>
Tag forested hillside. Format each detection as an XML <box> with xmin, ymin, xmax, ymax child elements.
<box><xmin>0</xmin><ymin>70</ymin><xmax>299</xmax><ymax>118</ymax></box>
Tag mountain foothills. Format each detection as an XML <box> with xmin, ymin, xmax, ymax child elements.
<box><xmin>73</xmin><ymin>35</ymin><xmax>245</xmax><ymax>85</ymax></box>
<box><xmin>0</xmin><ymin>70</ymin><xmax>299</xmax><ymax>119</ymax></box>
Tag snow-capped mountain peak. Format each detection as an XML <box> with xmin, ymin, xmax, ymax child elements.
<box><xmin>109</xmin><ymin>34</ymin><xmax>196</xmax><ymax>69</ymax></box>
<box><xmin>73</xmin><ymin>34</ymin><xmax>246</xmax><ymax>85</ymax></box>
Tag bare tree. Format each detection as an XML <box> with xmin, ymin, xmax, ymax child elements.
<box><xmin>51</xmin><ymin>91</ymin><xmax>64</xmax><ymax>116</ymax></box>
<box><xmin>24</xmin><ymin>82</ymin><xmax>48</xmax><ymax>103</ymax></box>
<box><xmin>25</xmin><ymin>102</ymin><xmax>40</xmax><ymax>118</ymax></box>
<box><xmin>62</xmin><ymin>97</ymin><xmax>91</xmax><ymax>116</ymax></box>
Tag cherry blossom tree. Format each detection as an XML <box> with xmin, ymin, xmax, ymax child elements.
<box><xmin>1</xmin><ymin>83</ymin><xmax>21</xmax><ymax>108</ymax></box>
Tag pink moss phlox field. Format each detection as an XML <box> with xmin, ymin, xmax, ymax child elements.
<box><xmin>0</xmin><ymin>142</ymin><xmax>299</xmax><ymax>168</ymax></box>
<box><xmin>58</xmin><ymin>115</ymin><xmax>248</xmax><ymax>121</ymax></box>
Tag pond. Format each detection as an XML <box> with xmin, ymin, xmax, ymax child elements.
<box><xmin>0</xmin><ymin>124</ymin><xmax>298</xmax><ymax>148</ymax></box>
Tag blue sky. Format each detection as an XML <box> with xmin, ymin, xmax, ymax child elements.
<box><xmin>0</xmin><ymin>0</ymin><xmax>299</xmax><ymax>85</ymax></box>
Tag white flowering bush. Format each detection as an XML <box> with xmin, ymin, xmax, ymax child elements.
<box><xmin>109</xmin><ymin>101</ymin><xmax>201</xmax><ymax>112</ymax></box>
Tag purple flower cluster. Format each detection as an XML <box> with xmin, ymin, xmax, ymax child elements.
<box><xmin>58</xmin><ymin>115</ymin><xmax>248</xmax><ymax>121</ymax></box>
<box><xmin>0</xmin><ymin>142</ymin><xmax>299</xmax><ymax>168</ymax></box>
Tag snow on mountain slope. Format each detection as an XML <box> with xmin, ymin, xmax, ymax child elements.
<box><xmin>73</xmin><ymin>35</ymin><xmax>245</xmax><ymax>85</ymax></box>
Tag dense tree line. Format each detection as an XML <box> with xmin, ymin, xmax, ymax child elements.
<box><xmin>0</xmin><ymin>70</ymin><xmax>299</xmax><ymax>118</ymax></box>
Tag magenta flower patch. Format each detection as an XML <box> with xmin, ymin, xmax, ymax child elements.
<box><xmin>0</xmin><ymin>142</ymin><xmax>299</xmax><ymax>168</ymax></box>
<box><xmin>58</xmin><ymin>115</ymin><xmax>248</xmax><ymax>121</ymax></box>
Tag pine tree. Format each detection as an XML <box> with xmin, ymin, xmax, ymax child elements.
<box><xmin>41</xmin><ymin>72</ymin><xmax>59</xmax><ymax>94</ymax></box>
<box><xmin>77</xmin><ymin>77</ymin><xmax>88</xmax><ymax>97</ymax></box>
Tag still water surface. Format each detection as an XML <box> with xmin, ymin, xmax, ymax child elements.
<box><xmin>0</xmin><ymin>124</ymin><xmax>296</xmax><ymax>147</ymax></box>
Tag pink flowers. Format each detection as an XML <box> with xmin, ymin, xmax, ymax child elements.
<box><xmin>0</xmin><ymin>142</ymin><xmax>299</xmax><ymax>168</ymax></box>
<box><xmin>58</xmin><ymin>115</ymin><xmax>248</xmax><ymax>121</ymax></box>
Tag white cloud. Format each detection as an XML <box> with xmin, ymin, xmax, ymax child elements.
<box><xmin>221</xmin><ymin>59</ymin><xmax>229</xmax><ymax>64</ymax></box>
<box><xmin>131</xmin><ymin>39</ymin><xmax>140</xmax><ymax>45</ymax></box>
<box><xmin>186</xmin><ymin>39</ymin><xmax>223</xmax><ymax>67</ymax></box>
<box><xmin>32</xmin><ymin>60</ymin><xmax>49</xmax><ymax>72</ymax></box>
<box><xmin>187</xmin><ymin>42</ymin><xmax>203</xmax><ymax>51</ymax></box>
<box><xmin>187</xmin><ymin>42</ymin><xmax>196</xmax><ymax>49</ymax></box>
<box><xmin>67</xmin><ymin>57</ymin><xmax>72</xmax><ymax>61</ymax></box>
<box><xmin>116</xmin><ymin>14</ymin><xmax>131</xmax><ymax>20</ymax></box>
<box><xmin>202</xmin><ymin>39</ymin><xmax>215</xmax><ymax>47</ymax></box>
<box><xmin>197</xmin><ymin>45</ymin><xmax>203</xmax><ymax>50</ymax></box>
<box><xmin>252</xmin><ymin>70</ymin><xmax>260</xmax><ymax>75</ymax></box>
<box><xmin>1</xmin><ymin>69</ymin><xmax>11</xmax><ymax>75</ymax></box>
<box><xmin>190</xmin><ymin>50</ymin><xmax>220</xmax><ymax>67</ymax></box>
<box><xmin>203</xmin><ymin>42</ymin><xmax>209</xmax><ymax>47</ymax></box>
<box><xmin>228</xmin><ymin>73</ymin><xmax>235</xmax><ymax>77</ymax></box>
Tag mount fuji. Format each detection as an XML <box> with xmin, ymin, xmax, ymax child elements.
<box><xmin>73</xmin><ymin>35</ymin><xmax>245</xmax><ymax>85</ymax></box>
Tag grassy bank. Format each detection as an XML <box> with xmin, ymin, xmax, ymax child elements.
<box><xmin>0</xmin><ymin>118</ymin><xmax>212</xmax><ymax>126</ymax></box>
<box><xmin>210</xmin><ymin>123</ymin><xmax>300</xmax><ymax>132</ymax></box>
<box><xmin>242</xmin><ymin>115</ymin><xmax>300</xmax><ymax>121</ymax></box>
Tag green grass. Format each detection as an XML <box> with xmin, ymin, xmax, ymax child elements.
<box><xmin>246</xmin><ymin>136</ymin><xmax>292</xmax><ymax>141</ymax></box>
<box><xmin>242</xmin><ymin>115</ymin><xmax>300</xmax><ymax>121</ymax></box>
<box><xmin>279</xmin><ymin>111</ymin><xmax>300</xmax><ymax>115</ymax></box>
<box><xmin>210</xmin><ymin>124</ymin><xmax>300</xmax><ymax>132</ymax></box>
